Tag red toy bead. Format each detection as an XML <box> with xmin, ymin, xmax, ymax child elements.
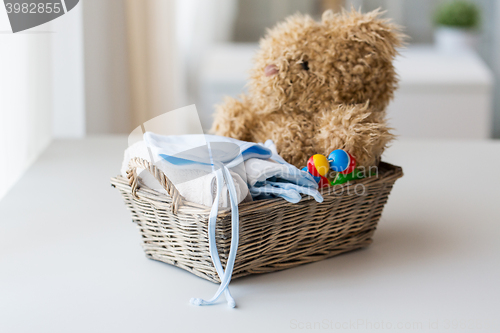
<box><xmin>307</xmin><ymin>156</ymin><xmax>319</xmax><ymax>177</ymax></box>
<box><xmin>318</xmin><ymin>176</ymin><xmax>330</xmax><ymax>188</ymax></box>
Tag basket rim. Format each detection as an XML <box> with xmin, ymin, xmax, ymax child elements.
<box><xmin>110</xmin><ymin>161</ymin><xmax>403</xmax><ymax>216</ymax></box>
<box><xmin>235</xmin><ymin>161</ymin><xmax>402</xmax><ymax>210</ymax></box>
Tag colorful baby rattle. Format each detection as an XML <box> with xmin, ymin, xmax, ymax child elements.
<box><xmin>303</xmin><ymin>149</ymin><xmax>358</xmax><ymax>187</ymax></box>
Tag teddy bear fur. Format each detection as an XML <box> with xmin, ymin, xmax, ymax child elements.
<box><xmin>212</xmin><ymin>8</ymin><xmax>404</xmax><ymax>169</ymax></box>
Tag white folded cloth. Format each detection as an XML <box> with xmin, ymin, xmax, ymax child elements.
<box><xmin>121</xmin><ymin>141</ymin><xmax>251</xmax><ymax>208</ymax></box>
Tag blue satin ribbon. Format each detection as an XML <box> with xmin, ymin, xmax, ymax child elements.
<box><xmin>190</xmin><ymin>163</ymin><xmax>239</xmax><ymax>307</ymax></box>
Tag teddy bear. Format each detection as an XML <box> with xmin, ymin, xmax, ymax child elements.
<box><xmin>211</xmin><ymin>9</ymin><xmax>403</xmax><ymax>169</ymax></box>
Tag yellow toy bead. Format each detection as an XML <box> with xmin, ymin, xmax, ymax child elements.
<box><xmin>309</xmin><ymin>154</ymin><xmax>330</xmax><ymax>177</ymax></box>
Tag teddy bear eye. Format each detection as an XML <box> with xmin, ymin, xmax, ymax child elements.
<box><xmin>301</xmin><ymin>61</ymin><xmax>309</xmax><ymax>71</ymax></box>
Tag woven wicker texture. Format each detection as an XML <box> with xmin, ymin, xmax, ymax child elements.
<box><xmin>111</xmin><ymin>159</ymin><xmax>403</xmax><ymax>283</ymax></box>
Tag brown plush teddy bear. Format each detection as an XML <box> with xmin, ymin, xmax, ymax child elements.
<box><xmin>212</xmin><ymin>9</ymin><xmax>403</xmax><ymax>169</ymax></box>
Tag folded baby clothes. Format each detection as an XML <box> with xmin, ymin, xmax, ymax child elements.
<box><xmin>121</xmin><ymin>137</ymin><xmax>321</xmax><ymax>206</ymax></box>
<box><xmin>121</xmin><ymin>140</ymin><xmax>251</xmax><ymax>208</ymax></box>
<box><xmin>245</xmin><ymin>158</ymin><xmax>323</xmax><ymax>203</ymax></box>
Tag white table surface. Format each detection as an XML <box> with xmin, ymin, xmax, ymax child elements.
<box><xmin>1</xmin><ymin>137</ymin><xmax>499</xmax><ymax>332</ymax></box>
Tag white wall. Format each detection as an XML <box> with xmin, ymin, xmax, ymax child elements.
<box><xmin>0</xmin><ymin>9</ymin><xmax>53</xmax><ymax>199</ymax></box>
<box><xmin>0</xmin><ymin>1</ymin><xmax>86</xmax><ymax>200</ymax></box>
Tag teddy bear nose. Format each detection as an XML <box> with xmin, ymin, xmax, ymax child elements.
<box><xmin>264</xmin><ymin>64</ymin><xmax>279</xmax><ymax>76</ymax></box>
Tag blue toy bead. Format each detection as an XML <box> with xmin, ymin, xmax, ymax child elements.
<box><xmin>328</xmin><ymin>149</ymin><xmax>350</xmax><ymax>172</ymax></box>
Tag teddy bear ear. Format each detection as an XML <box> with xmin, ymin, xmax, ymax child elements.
<box><xmin>324</xmin><ymin>8</ymin><xmax>405</xmax><ymax>58</ymax></box>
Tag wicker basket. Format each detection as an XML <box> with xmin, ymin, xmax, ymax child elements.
<box><xmin>111</xmin><ymin>158</ymin><xmax>403</xmax><ymax>283</ymax></box>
